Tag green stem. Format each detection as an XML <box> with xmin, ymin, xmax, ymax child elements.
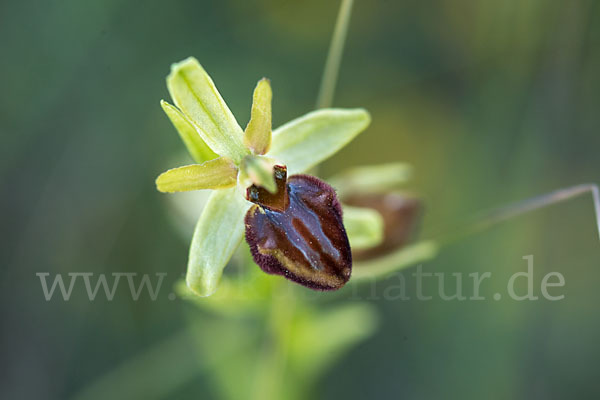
<box><xmin>316</xmin><ymin>0</ymin><xmax>355</xmax><ymax>109</ymax></box>
<box><xmin>352</xmin><ymin>184</ymin><xmax>599</xmax><ymax>282</ymax></box>
<box><xmin>252</xmin><ymin>283</ymin><xmax>296</xmax><ymax>400</ymax></box>
<box><xmin>435</xmin><ymin>183</ymin><xmax>600</xmax><ymax>247</ymax></box>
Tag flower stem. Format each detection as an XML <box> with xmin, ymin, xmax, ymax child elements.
<box><xmin>252</xmin><ymin>282</ymin><xmax>296</xmax><ymax>400</ymax></box>
<box><xmin>435</xmin><ymin>183</ymin><xmax>600</xmax><ymax>246</ymax></box>
<box><xmin>316</xmin><ymin>0</ymin><xmax>354</xmax><ymax>109</ymax></box>
<box><xmin>351</xmin><ymin>184</ymin><xmax>599</xmax><ymax>282</ymax></box>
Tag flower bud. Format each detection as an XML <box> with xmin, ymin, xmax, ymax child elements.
<box><xmin>344</xmin><ymin>193</ymin><xmax>421</xmax><ymax>261</ymax></box>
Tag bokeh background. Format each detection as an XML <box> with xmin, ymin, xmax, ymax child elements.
<box><xmin>2</xmin><ymin>0</ymin><xmax>600</xmax><ymax>398</ymax></box>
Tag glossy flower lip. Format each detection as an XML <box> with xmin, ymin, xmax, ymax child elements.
<box><xmin>155</xmin><ymin>57</ymin><xmax>370</xmax><ymax>296</ymax></box>
<box><xmin>245</xmin><ymin>174</ymin><xmax>352</xmax><ymax>290</ymax></box>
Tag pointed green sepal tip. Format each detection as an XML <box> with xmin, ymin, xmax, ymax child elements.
<box><xmin>155</xmin><ymin>157</ymin><xmax>238</xmax><ymax>193</ymax></box>
<box><xmin>166</xmin><ymin>57</ymin><xmax>249</xmax><ymax>164</ymax></box>
<box><xmin>244</xmin><ymin>78</ymin><xmax>272</xmax><ymax>155</ymax></box>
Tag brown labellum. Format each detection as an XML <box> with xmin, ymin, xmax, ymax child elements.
<box><xmin>245</xmin><ymin>166</ymin><xmax>352</xmax><ymax>290</ymax></box>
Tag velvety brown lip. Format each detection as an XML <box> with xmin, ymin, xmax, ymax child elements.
<box><xmin>245</xmin><ymin>174</ymin><xmax>352</xmax><ymax>290</ymax></box>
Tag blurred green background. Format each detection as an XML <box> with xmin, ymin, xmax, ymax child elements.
<box><xmin>2</xmin><ymin>0</ymin><xmax>600</xmax><ymax>398</ymax></box>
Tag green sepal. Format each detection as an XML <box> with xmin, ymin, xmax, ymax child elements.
<box><xmin>269</xmin><ymin>108</ymin><xmax>370</xmax><ymax>174</ymax></box>
<box><xmin>167</xmin><ymin>57</ymin><xmax>249</xmax><ymax>164</ymax></box>
<box><xmin>186</xmin><ymin>187</ymin><xmax>251</xmax><ymax>296</ymax></box>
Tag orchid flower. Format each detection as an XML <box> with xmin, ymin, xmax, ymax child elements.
<box><xmin>156</xmin><ymin>57</ymin><xmax>371</xmax><ymax>296</ymax></box>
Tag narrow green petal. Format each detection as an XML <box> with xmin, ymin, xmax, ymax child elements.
<box><xmin>328</xmin><ymin>162</ymin><xmax>413</xmax><ymax>197</ymax></box>
<box><xmin>160</xmin><ymin>100</ymin><xmax>218</xmax><ymax>164</ymax></box>
<box><xmin>186</xmin><ymin>187</ymin><xmax>251</xmax><ymax>297</ymax></box>
<box><xmin>342</xmin><ymin>205</ymin><xmax>384</xmax><ymax>250</ymax></box>
<box><xmin>244</xmin><ymin>78</ymin><xmax>272</xmax><ymax>155</ymax></box>
<box><xmin>156</xmin><ymin>158</ymin><xmax>238</xmax><ymax>193</ymax></box>
<box><xmin>269</xmin><ymin>108</ymin><xmax>370</xmax><ymax>174</ymax></box>
<box><xmin>167</xmin><ymin>57</ymin><xmax>249</xmax><ymax>163</ymax></box>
